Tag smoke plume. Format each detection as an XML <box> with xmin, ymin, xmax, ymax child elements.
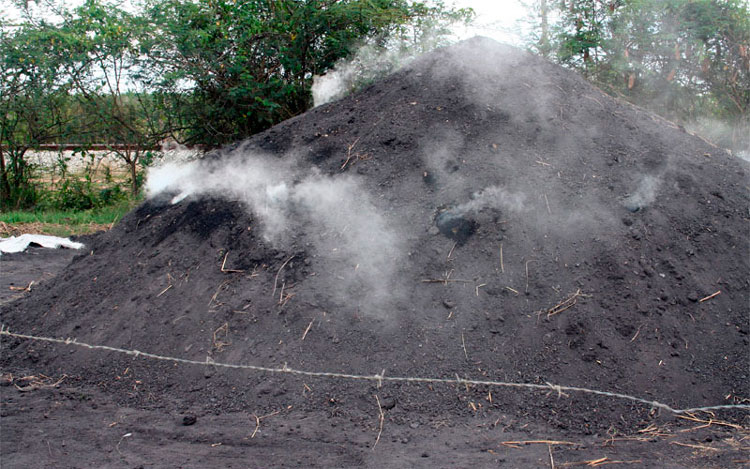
<box><xmin>146</xmin><ymin>152</ymin><xmax>404</xmax><ymax>317</ymax></box>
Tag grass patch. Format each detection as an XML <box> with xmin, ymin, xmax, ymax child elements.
<box><xmin>0</xmin><ymin>199</ymin><xmax>137</xmax><ymax>238</ymax></box>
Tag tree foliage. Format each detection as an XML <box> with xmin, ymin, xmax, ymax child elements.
<box><xmin>526</xmin><ymin>0</ymin><xmax>750</xmax><ymax>153</ymax></box>
<box><xmin>1</xmin><ymin>0</ymin><xmax>467</xmax><ymax>208</ymax></box>
<box><xmin>143</xmin><ymin>0</ymin><xmax>471</xmax><ymax>146</ymax></box>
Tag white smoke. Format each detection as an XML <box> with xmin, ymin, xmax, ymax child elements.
<box><xmin>624</xmin><ymin>175</ymin><xmax>661</xmax><ymax>212</ymax></box>
<box><xmin>312</xmin><ymin>43</ymin><xmax>414</xmax><ymax>107</ymax></box>
<box><xmin>454</xmin><ymin>186</ymin><xmax>526</xmax><ymax>214</ymax></box>
<box><xmin>145</xmin><ymin>152</ymin><xmax>403</xmax><ymax>316</ymax></box>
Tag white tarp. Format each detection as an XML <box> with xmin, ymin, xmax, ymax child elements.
<box><xmin>0</xmin><ymin>234</ymin><xmax>84</xmax><ymax>254</ymax></box>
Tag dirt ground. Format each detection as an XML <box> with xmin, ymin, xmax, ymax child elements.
<box><xmin>2</xmin><ymin>38</ymin><xmax>748</xmax><ymax>467</ymax></box>
<box><xmin>0</xmin><ymin>249</ymin><xmax>747</xmax><ymax>468</ymax></box>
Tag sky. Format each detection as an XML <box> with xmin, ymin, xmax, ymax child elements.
<box><xmin>452</xmin><ymin>0</ymin><xmax>530</xmax><ymax>45</ymax></box>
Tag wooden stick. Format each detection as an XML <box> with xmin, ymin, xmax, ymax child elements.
<box><xmin>629</xmin><ymin>324</ymin><xmax>643</xmax><ymax>342</ymax></box>
<box><xmin>221</xmin><ymin>252</ymin><xmax>244</xmax><ymax>273</ymax></box>
<box><xmin>698</xmin><ymin>291</ymin><xmax>721</xmax><ymax>303</ymax></box>
<box><xmin>9</xmin><ymin>281</ymin><xmax>33</xmax><ymax>292</ymax></box>
<box><xmin>558</xmin><ymin>457</ymin><xmax>642</xmax><ymax>467</ymax></box>
<box><xmin>301</xmin><ymin>318</ymin><xmax>315</xmax><ymax>341</ymax></box>
<box><xmin>372</xmin><ymin>395</ymin><xmax>385</xmax><ymax>450</ymax></box>
<box><xmin>250</xmin><ymin>410</ymin><xmax>281</xmax><ymax>439</ymax></box>
<box><xmin>341</xmin><ymin>136</ymin><xmax>361</xmax><ymax>171</ymax></box>
<box><xmin>670</xmin><ymin>441</ymin><xmax>719</xmax><ymax>452</ymax></box>
<box><xmin>272</xmin><ymin>256</ymin><xmax>295</xmax><ymax>298</ymax></box>
<box><xmin>525</xmin><ymin>260</ymin><xmax>536</xmax><ymax>293</ymax></box>
<box><xmin>676</xmin><ymin>413</ymin><xmax>742</xmax><ymax>430</ymax></box>
<box><xmin>547</xmin><ymin>289</ymin><xmax>583</xmax><ymax>318</ymax></box>
<box><xmin>447</xmin><ymin>242</ymin><xmax>457</xmax><ymax>261</ymax></box>
<box><xmin>501</xmin><ymin>440</ymin><xmax>579</xmax><ymax>447</ymax></box>
<box><xmin>499</xmin><ymin>243</ymin><xmax>504</xmax><ymax>273</ymax></box>
<box><xmin>421</xmin><ymin>278</ymin><xmax>473</xmax><ymax>284</ymax></box>
<box><xmin>548</xmin><ymin>445</ymin><xmax>555</xmax><ymax>469</ymax></box>
<box><xmin>157</xmin><ymin>284</ymin><xmax>172</xmax><ymax>297</ymax></box>
<box><xmin>461</xmin><ymin>332</ymin><xmax>468</xmax><ymax>360</ymax></box>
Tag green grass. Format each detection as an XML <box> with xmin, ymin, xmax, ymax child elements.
<box><xmin>1</xmin><ymin>199</ymin><xmax>137</xmax><ymax>237</ymax></box>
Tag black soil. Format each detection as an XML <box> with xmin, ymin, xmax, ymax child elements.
<box><xmin>2</xmin><ymin>38</ymin><xmax>749</xmax><ymax>467</ymax></box>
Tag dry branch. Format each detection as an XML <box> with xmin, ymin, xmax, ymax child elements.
<box><xmin>12</xmin><ymin>374</ymin><xmax>67</xmax><ymax>392</ymax></box>
<box><xmin>559</xmin><ymin>457</ymin><xmax>642</xmax><ymax>467</ymax></box>
<box><xmin>546</xmin><ymin>289</ymin><xmax>583</xmax><ymax>318</ymax></box>
<box><xmin>250</xmin><ymin>410</ymin><xmax>281</xmax><ymax>439</ymax></box>
<box><xmin>372</xmin><ymin>395</ymin><xmax>385</xmax><ymax>450</ymax></box>
<box><xmin>221</xmin><ymin>252</ymin><xmax>244</xmax><ymax>273</ymax></box>
<box><xmin>301</xmin><ymin>318</ymin><xmax>315</xmax><ymax>341</ymax></box>
<box><xmin>272</xmin><ymin>256</ymin><xmax>295</xmax><ymax>298</ymax></box>
<box><xmin>699</xmin><ymin>291</ymin><xmax>721</xmax><ymax>303</ymax></box>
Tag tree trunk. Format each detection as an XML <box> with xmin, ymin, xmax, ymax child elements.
<box><xmin>129</xmin><ymin>151</ymin><xmax>139</xmax><ymax>196</ymax></box>
<box><xmin>540</xmin><ymin>0</ymin><xmax>550</xmax><ymax>57</ymax></box>
<box><xmin>0</xmin><ymin>144</ymin><xmax>11</xmax><ymax>205</ymax></box>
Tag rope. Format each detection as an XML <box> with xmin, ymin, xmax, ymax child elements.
<box><xmin>2</xmin><ymin>325</ymin><xmax>748</xmax><ymax>415</ymax></box>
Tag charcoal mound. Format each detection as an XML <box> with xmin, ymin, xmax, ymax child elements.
<box><xmin>2</xmin><ymin>38</ymin><xmax>748</xmax><ymax>434</ymax></box>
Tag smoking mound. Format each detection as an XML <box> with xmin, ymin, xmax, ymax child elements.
<box><xmin>2</xmin><ymin>38</ymin><xmax>748</xmax><ymax>461</ymax></box>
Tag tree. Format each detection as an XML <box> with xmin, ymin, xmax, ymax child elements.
<box><xmin>0</xmin><ymin>21</ymin><xmax>88</xmax><ymax>208</ymax></box>
<box><xmin>525</xmin><ymin>0</ymin><xmax>750</xmax><ymax>153</ymax></box>
<box><xmin>58</xmin><ymin>0</ymin><xmax>174</xmax><ymax>195</ymax></box>
<box><xmin>143</xmin><ymin>0</ymin><xmax>471</xmax><ymax>146</ymax></box>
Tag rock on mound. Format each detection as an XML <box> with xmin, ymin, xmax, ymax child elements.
<box><xmin>2</xmin><ymin>38</ymin><xmax>748</xmax><ymax>432</ymax></box>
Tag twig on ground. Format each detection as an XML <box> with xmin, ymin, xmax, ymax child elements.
<box><xmin>544</xmin><ymin>193</ymin><xmax>552</xmax><ymax>215</ymax></box>
<box><xmin>13</xmin><ymin>374</ymin><xmax>67</xmax><ymax>392</ymax></box>
<box><xmin>447</xmin><ymin>242</ymin><xmax>457</xmax><ymax>261</ymax></box>
<box><xmin>670</xmin><ymin>441</ymin><xmax>719</xmax><ymax>452</ymax></box>
<box><xmin>373</xmin><ymin>395</ymin><xmax>385</xmax><ymax>450</ymax></box>
<box><xmin>272</xmin><ymin>256</ymin><xmax>295</xmax><ymax>298</ymax></box>
<box><xmin>677</xmin><ymin>413</ymin><xmax>743</xmax><ymax>431</ymax></box>
<box><xmin>221</xmin><ymin>252</ymin><xmax>244</xmax><ymax>273</ymax></box>
<box><xmin>422</xmin><ymin>270</ymin><xmax>472</xmax><ymax>285</ymax></box>
<box><xmin>421</xmin><ymin>278</ymin><xmax>473</xmax><ymax>284</ymax></box>
<box><xmin>501</xmin><ymin>440</ymin><xmax>579</xmax><ymax>448</ymax></box>
<box><xmin>461</xmin><ymin>332</ymin><xmax>469</xmax><ymax>360</ymax></box>
<box><xmin>115</xmin><ymin>432</ymin><xmax>132</xmax><ymax>456</ymax></box>
<box><xmin>525</xmin><ymin>260</ymin><xmax>536</xmax><ymax>293</ymax></box>
<box><xmin>549</xmin><ymin>445</ymin><xmax>556</xmax><ymax>469</ymax></box>
<box><xmin>475</xmin><ymin>283</ymin><xmax>486</xmax><ymax>296</ymax></box>
<box><xmin>629</xmin><ymin>324</ymin><xmax>643</xmax><ymax>342</ymax></box>
<box><xmin>208</xmin><ymin>280</ymin><xmax>231</xmax><ymax>307</ymax></box>
<box><xmin>157</xmin><ymin>284</ymin><xmax>172</xmax><ymax>297</ymax></box>
<box><xmin>250</xmin><ymin>410</ymin><xmax>281</xmax><ymax>438</ymax></box>
<box><xmin>546</xmin><ymin>289</ymin><xmax>583</xmax><ymax>318</ymax></box>
<box><xmin>559</xmin><ymin>457</ymin><xmax>642</xmax><ymax>467</ymax></box>
<box><xmin>301</xmin><ymin>317</ymin><xmax>315</xmax><ymax>341</ymax></box>
<box><xmin>341</xmin><ymin>136</ymin><xmax>361</xmax><ymax>170</ymax></box>
<box><xmin>9</xmin><ymin>281</ymin><xmax>34</xmax><ymax>292</ymax></box>
<box><xmin>499</xmin><ymin>243</ymin><xmax>504</xmax><ymax>273</ymax></box>
<box><xmin>699</xmin><ymin>291</ymin><xmax>721</xmax><ymax>303</ymax></box>
<box><xmin>212</xmin><ymin>323</ymin><xmax>230</xmax><ymax>351</ymax></box>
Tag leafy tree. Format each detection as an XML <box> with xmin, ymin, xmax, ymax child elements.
<box><xmin>143</xmin><ymin>0</ymin><xmax>471</xmax><ymax>146</ymax></box>
<box><xmin>0</xmin><ymin>22</ymin><xmax>89</xmax><ymax>208</ymax></box>
<box><xmin>524</xmin><ymin>0</ymin><xmax>750</xmax><ymax>153</ymax></box>
<box><xmin>58</xmin><ymin>0</ymin><xmax>174</xmax><ymax>195</ymax></box>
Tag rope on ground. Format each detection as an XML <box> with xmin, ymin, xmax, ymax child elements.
<box><xmin>1</xmin><ymin>325</ymin><xmax>748</xmax><ymax>416</ymax></box>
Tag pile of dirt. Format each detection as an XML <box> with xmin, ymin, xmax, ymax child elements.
<box><xmin>2</xmin><ymin>37</ymin><xmax>748</xmax><ymax>452</ymax></box>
